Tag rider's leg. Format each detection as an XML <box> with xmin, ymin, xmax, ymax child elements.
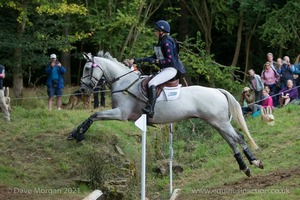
<box><xmin>143</xmin><ymin>67</ymin><xmax>177</xmax><ymax>118</ymax></box>
<box><xmin>142</xmin><ymin>85</ymin><xmax>156</xmax><ymax>118</ymax></box>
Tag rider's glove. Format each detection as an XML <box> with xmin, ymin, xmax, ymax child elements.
<box><xmin>134</xmin><ymin>58</ymin><xmax>143</xmax><ymax>64</ymax></box>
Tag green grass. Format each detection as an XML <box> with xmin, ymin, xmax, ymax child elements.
<box><xmin>0</xmin><ymin>86</ymin><xmax>299</xmax><ymax>199</ymax></box>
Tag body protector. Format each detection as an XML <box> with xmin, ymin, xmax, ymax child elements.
<box><xmin>154</xmin><ymin>35</ymin><xmax>186</xmax><ymax>74</ymax></box>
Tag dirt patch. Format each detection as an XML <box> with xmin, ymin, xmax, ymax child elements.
<box><xmin>177</xmin><ymin>167</ymin><xmax>300</xmax><ymax>200</ymax></box>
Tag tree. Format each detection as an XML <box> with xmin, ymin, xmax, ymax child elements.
<box><xmin>184</xmin><ymin>0</ymin><xmax>237</xmax><ymax>55</ymax></box>
<box><xmin>260</xmin><ymin>1</ymin><xmax>300</xmax><ymax>51</ymax></box>
<box><xmin>0</xmin><ymin>0</ymin><xmax>87</xmax><ymax>97</ymax></box>
<box><xmin>83</xmin><ymin>0</ymin><xmax>163</xmax><ymax>60</ymax></box>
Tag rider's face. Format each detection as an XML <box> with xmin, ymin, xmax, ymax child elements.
<box><xmin>154</xmin><ymin>30</ymin><xmax>160</xmax><ymax>38</ymax></box>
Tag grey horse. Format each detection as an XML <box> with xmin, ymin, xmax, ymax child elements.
<box><xmin>68</xmin><ymin>52</ymin><xmax>263</xmax><ymax>177</ymax></box>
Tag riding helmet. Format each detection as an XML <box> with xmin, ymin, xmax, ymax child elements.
<box><xmin>154</xmin><ymin>20</ymin><xmax>170</xmax><ymax>33</ymax></box>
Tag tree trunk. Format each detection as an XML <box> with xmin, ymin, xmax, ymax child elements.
<box><xmin>13</xmin><ymin>21</ymin><xmax>25</xmax><ymax>97</ymax></box>
<box><xmin>178</xmin><ymin>0</ymin><xmax>189</xmax><ymax>42</ymax></box>
<box><xmin>61</xmin><ymin>15</ymin><xmax>71</xmax><ymax>85</ymax></box>
<box><xmin>13</xmin><ymin>48</ymin><xmax>24</xmax><ymax>97</ymax></box>
<box><xmin>244</xmin><ymin>34</ymin><xmax>252</xmax><ymax>82</ymax></box>
<box><xmin>185</xmin><ymin>0</ymin><xmax>213</xmax><ymax>54</ymax></box>
<box><xmin>61</xmin><ymin>51</ymin><xmax>71</xmax><ymax>85</ymax></box>
<box><xmin>231</xmin><ymin>11</ymin><xmax>243</xmax><ymax>67</ymax></box>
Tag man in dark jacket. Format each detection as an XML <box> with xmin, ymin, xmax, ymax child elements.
<box><xmin>45</xmin><ymin>54</ymin><xmax>66</xmax><ymax>111</ymax></box>
<box><xmin>93</xmin><ymin>77</ymin><xmax>106</xmax><ymax>109</ymax></box>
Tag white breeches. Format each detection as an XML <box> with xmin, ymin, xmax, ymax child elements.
<box><xmin>148</xmin><ymin>67</ymin><xmax>177</xmax><ymax>87</ymax></box>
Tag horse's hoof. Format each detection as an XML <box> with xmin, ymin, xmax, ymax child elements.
<box><xmin>258</xmin><ymin>160</ymin><xmax>264</xmax><ymax>169</ymax></box>
<box><xmin>67</xmin><ymin>134</ymin><xmax>74</xmax><ymax>140</ymax></box>
<box><xmin>67</xmin><ymin>129</ymin><xmax>78</xmax><ymax>141</ymax></box>
<box><xmin>243</xmin><ymin>167</ymin><xmax>251</xmax><ymax>177</ymax></box>
<box><xmin>252</xmin><ymin>160</ymin><xmax>264</xmax><ymax>169</ymax></box>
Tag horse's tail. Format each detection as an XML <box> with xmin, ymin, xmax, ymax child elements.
<box><xmin>218</xmin><ymin>89</ymin><xmax>259</xmax><ymax>150</ymax></box>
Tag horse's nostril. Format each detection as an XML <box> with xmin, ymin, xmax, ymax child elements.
<box><xmin>80</xmin><ymin>88</ymin><xmax>85</xmax><ymax>93</ymax></box>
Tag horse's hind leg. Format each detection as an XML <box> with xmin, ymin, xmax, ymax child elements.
<box><xmin>236</xmin><ymin>130</ymin><xmax>264</xmax><ymax>169</ymax></box>
<box><xmin>215</xmin><ymin>125</ymin><xmax>251</xmax><ymax>177</ymax></box>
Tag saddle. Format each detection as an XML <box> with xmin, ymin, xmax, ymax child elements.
<box><xmin>141</xmin><ymin>77</ymin><xmax>179</xmax><ymax>97</ymax></box>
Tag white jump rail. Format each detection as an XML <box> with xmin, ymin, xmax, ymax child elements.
<box><xmin>82</xmin><ymin>190</ymin><xmax>103</xmax><ymax>200</ymax></box>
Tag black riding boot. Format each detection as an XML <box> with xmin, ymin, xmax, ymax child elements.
<box><xmin>142</xmin><ymin>85</ymin><xmax>156</xmax><ymax>118</ymax></box>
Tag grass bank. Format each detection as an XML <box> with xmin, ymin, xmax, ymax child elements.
<box><xmin>0</xmin><ymin>86</ymin><xmax>299</xmax><ymax>199</ymax></box>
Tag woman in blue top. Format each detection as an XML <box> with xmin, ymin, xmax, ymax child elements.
<box><xmin>129</xmin><ymin>20</ymin><xmax>186</xmax><ymax>118</ymax></box>
<box><xmin>45</xmin><ymin>54</ymin><xmax>66</xmax><ymax>111</ymax></box>
<box><xmin>293</xmin><ymin>54</ymin><xmax>300</xmax><ymax>98</ymax></box>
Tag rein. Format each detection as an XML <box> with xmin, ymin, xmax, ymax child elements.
<box><xmin>111</xmin><ymin>77</ymin><xmax>147</xmax><ymax>103</ymax></box>
<box><xmin>110</xmin><ymin>70</ymin><xmax>135</xmax><ymax>84</ymax></box>
<box><xmin>82</xmin><ymin>59</ymin><xmax>142</xmax><ymax>101</ymax></box>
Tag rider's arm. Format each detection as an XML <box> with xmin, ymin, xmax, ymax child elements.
<box><xmin>134</xmin><ymin>54</ymin><xmax>156</xmax><ymax>64</ymax></box>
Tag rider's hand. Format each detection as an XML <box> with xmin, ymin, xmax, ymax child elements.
<box><xmin>123</xmin><ymin>59</ymin><xmax>133</xmax><ymax>67</ymax></box>
<box><xmin>134</xmin><ymin>58</ymin><xmax>143</xmax><ymax>64</ymax></box>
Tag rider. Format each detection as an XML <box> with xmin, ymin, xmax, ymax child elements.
<box><xmin>131</xmin><ymin>20</ymin><xmax>186</xmax><ymax>118</ymax></box>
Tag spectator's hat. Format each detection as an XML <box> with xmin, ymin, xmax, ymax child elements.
<box><xmin>243</xmin><ymin>87</ymin><xmax>250</xmax><ymax>92</ymax></box>
<box><xmin>50</xmin><ymin>54</ymin><xmax>57</xmax><ymax>59</ymax></box>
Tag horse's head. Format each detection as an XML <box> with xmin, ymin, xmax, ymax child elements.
<box><xmin>80</xmin><ymin>53</ymin><xmax>104</xmax><ymax>94</ymax></box>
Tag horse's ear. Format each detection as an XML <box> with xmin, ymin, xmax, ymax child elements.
<box><xmin>83</xmin><ymin>52</ymin><xmax>92</xmax><ymax>61</ymax></box>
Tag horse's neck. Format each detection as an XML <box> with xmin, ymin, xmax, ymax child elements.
<box><xmin>98</xmin><ymin>58</ymin><xmax>139</xmax><ymax>88</ymax></box>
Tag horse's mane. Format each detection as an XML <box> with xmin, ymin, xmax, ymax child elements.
<box><xmin>96</xmin><ymin>51</ymin><xmax>128</xmax><ymax>69</ymax></box>
<box><xmin>97</xmin><ymin>50</ymin><xmax>118</xmax><ymax>62</ymax></box>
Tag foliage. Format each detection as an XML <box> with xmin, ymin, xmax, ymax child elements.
<box><xmin>0</xmin><ymin>0</ymin><xmax>300</xmax><ymax>94</ymax></box>
<box><xmin>260</xmin><ymin>1</ymin><xmax>300</xmax><ymax>49</ymax></box>
<box><xmin>180</xmin><ymin>32</ymin><xmax>240</xmax><ymax>91</ymax></box>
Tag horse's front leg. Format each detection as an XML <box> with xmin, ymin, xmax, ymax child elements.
<box><xmin>67</xmin><ymin>108</ymin><xmax>123</xmax><ymax>142</ymax></box>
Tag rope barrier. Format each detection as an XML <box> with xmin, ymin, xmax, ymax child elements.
<box><xmin>249</xmin><ymin>85</ymin><xmax>300</xmax><ymax>106</ymax></box>
<box><xmin>10</xmin><ymin>88</ymin><xmax>111</xmax><ymax>100</ymax></box>
<box><xmin>8</xmin><ymin>84</ymin><xmax>300</xmax><ymax>102</ymax></box>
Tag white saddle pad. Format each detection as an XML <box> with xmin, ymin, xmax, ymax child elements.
<box><xmin>157</xmin><ymin>84</ymin><xmax>182</xmax><ymax>102</ymax></box>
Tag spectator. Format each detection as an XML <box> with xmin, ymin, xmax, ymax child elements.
<box><xmin>293</xmin><ymin>54</ymin><xmax>300</xmax><ymax>98</ymax></box>
<box><xmin>261</xmin><ymin>89</ymin><xmax>274</xmax><ymax>109</ymax></box>
<box><xmin>93</xmin><ymin>77</ymin><xmax>106</xmax><ymax>109</ymax></box>
<box><xmin>278</xmin><ymin>79</ymin><xmax>298</xmax><ymax>107</ymax></box>
<box><xmin>261</xmin><ymin>61</ymin><xmax>280</xmax><ymax>106</ymax></box>
<box><xmin>0</xmin><ymin>64</ymin><xmax>10</xmax><ymax>121</ymax></box>
<box><xmin>45</xmin><ymin>54</ymin><xmax>66</xmax><ymax>111</ymax></box>
<box><xmin>267</xmin><ymin>52</ymin><xmax>279</xmax><ymax>73</ymax></box>
<box><xmin>248</xmin><ymin>69</ymin><xmax>264</xmax><ymax>102</ymax></box>
<box><xmin>278</xmin><ymin>56</ymin><xmax>295</xmax><ymax>89</ymax></box>
<box><xmin>240</xmin><ymin>87</ymin><xmax>254</xmax><ymax>115</ymax></box>
<box><xmin>264</xmin><ymin>85</ymin><xmax>271</xmax><ymax>95</ymax></box>
<box><xmin>252</xmin><ymin>89</ymin><xmax>273</xmax><ymax>115</ymax></box>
